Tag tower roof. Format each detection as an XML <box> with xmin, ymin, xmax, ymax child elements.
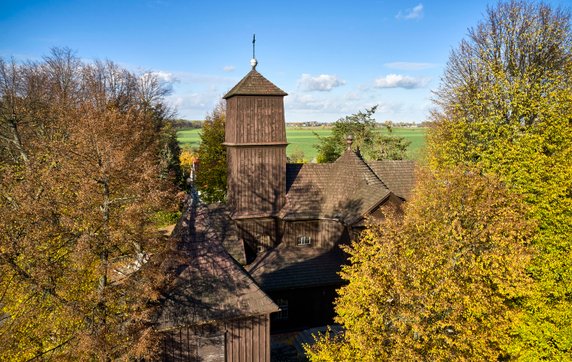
<box><xmin>223</xmin><ymin>69</ymin><xmax>287</xmax><ymax>99</ymax></box>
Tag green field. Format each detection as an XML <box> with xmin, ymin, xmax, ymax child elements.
<box><xmin>177</xmin><ymin>127</ymin><xmax>427</xmax><ymax>161</ymax></box>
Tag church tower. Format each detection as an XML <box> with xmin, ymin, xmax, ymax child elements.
<box><xmin>223</xmin><ymin>55</ymin><xmax>287</xmax><ymax>253</ymax></box>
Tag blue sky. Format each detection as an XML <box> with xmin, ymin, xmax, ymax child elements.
<box><xmin>1</xmin><ymin>0</ymin><xmax>570</xmax><ymax>123</ymax></box>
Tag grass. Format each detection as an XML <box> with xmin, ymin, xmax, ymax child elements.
<box><xmin>177</xmin><ymin>126</ymin><xmax>427</xmax><ymax>161</ymax></box>
<box><xmin>177</xmin><ymin>128</ymin><xmax>202</xmax><ymax>150</ymax></box>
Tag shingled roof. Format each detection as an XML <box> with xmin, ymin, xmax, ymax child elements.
<box><xmin>280</xmin><ymin>149</ymin><xmax>398</xmax><ymax>224</ymax></box>
<box><xmin>367</xmin><ymin>160</ymin><xmax>416</xmax><ymax>200</ymax></box>
<box><xmin>156</xmin><ymin>196</ymin><xmax>278</xmax><ymax>330</ymax></box>
<box><xmin>223</xmin><ymin>68</ymin><xmax>287</xmax><ymax>98</ymax></box>
<box><xmin>247</xmin><ymin>244</ymin><xmax>346</xmax><ymax>292</ymax></box>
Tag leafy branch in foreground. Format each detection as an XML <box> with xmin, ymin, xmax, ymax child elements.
<box><xmin>0</xmin><ymin>48</ymin><xmax>179</xmax><ymax>360</ymax></box>
<box><xmin>307</xmin><ymin>168</ymin><xmax>535</xmax><ymax>361</ymax></box>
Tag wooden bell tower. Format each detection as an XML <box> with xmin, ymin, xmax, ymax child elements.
<box><xmin>223</xmin><ymin>58</ymin><xmax>288</xmax><ymax>221</ymax></box>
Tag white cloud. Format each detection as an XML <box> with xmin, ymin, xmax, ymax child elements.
<box><xmin>374</xmin><ymin>74</ymin><xmax>429</xmax><ymax>89</ymax></box>
<box><xmin>223</xmin><ymin>65</ymin><xmax>235</xmax><ymax>72</ymax></box>
<box><xmin>284</xmin><ymin>91</ymin><xmax>416</xmax><ymax>123</ymax></box>
<box><xmin>152</xmin><ymin>70</ymin><xmax>176</xmax><ymax>83</ymax></box>
<box><xmin>159</xmin><ymin>71</ymin><xmax>239</xmax><ymax>119</ymax></box>
<box><xmin>384</xmin><ymin>62</ymin><xmax>437</xmax><ymax>70</ymax></box>
<box><xmin>285</xmin><ymin>91</ymin><xmax>378</xmax><ymax>115</ymax></box>
<box><xmin>297</xmin><ymin>73</ymin><xmax>346</xmax><ymax>92</ymax></box>
<box><xmin>285</xmin><ymin>93</ymin><xmax>329</xmax><ymax>111</ymax></box>
<box><xmin>166</xmin><ymin>91</ymin><xmax>222</xmax><ymax>117</ymax></box>
<box><xmin>396</xmin><ymin>3</ymin><xmax>424</xmax><ymax>20</ymax></box>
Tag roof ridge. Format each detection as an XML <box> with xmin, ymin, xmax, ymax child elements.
<box><xmin>336</xmin><ymin>149</ymin><xmax>388</xmax><ymax>189</ymax></box>
<box><xmin>360</xmin><ymin>156</ymin><xmax>390</xmax><ymax>190</ymax></box>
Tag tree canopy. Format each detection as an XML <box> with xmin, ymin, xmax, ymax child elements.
<box><xmin>0</xmin><ymin>48</ymin><xmax>179</xmax><ymax>360</ymax></box>
<box><xmin>314</xmin><ymin>106</ymin><xmax>410</xmax><ymax>163</ymax></box>
<box><xmin>308</xmin><ymin>1</ymin><xmax>572</xmax><ymax>360</ymax></box>
<box><xmin>195</xmin><ymin>102</ymin><xmax>227</xmax><ymax>203</ymax></box>
<box><xmin>428</xmin><ymin>1</ymin><xmax>572</xmax><ymax>358</ymax></box>
<box><xmin>307</xmin><ymin>168</ymin><xmax>535</xmax><ymax>361</ymax></box>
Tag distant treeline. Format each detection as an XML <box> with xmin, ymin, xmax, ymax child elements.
<box><xmin>170</xmin><ymin>119</ymin><xmax>204</xmax><ymax>129</ymax></box>
<box><xmin>171</xmin><ymin>119</ymin><xmax>430</xmax><ymax>129</ymax></box>
<box><xmin>286</xmin><ymin>121</ymin><xmax>431</xmax><ymax>128</ymax></box>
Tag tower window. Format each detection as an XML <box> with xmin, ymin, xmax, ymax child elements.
<box><xmin>297</xmin><ymin>236</ymin><xmax>312</xmax><ymax>246</ymax></box>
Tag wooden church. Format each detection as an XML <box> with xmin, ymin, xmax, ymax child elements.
<box><xmin>221</xmin><ymin>58</ymin><xmax>416</xmax><ymax>332</ymax></box>
<box><xmin>155</xmin><ymin>56</ymin><xmax>415</xmax><ymax>361</ymax></box>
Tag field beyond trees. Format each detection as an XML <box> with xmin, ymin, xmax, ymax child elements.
<box><xmin>177</xmin><ymin>126</ymin><xmax>427</xmax><ymax>161</ymax></box>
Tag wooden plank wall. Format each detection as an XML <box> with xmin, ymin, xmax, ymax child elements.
<box><xmin>227</xmin><ymin>146</ymin><xmax>286</xmax><ymax>217</ymax></box>
<box><xmin>236</xmin><ymin>218</ymin><xmax>278</xmax><ymax>249</ymax></box>
<box><xmin>225</xmin><ymin>96</ymin><xmax>286</xmax><ymax>144</ymax></box>
<box><xmin>160</xmin><ymin>315</ymin><xmax>271</xmax><ymax>362</ymax></box>
<box><xmin>281</xmin><ymin>220</ymin><xmax>345</xmax><ymax>248</ymax></box>
<box><xmin>225</xmin><ymin>94</ymin><xmax>287</xmax><ymax>218</ymax></box>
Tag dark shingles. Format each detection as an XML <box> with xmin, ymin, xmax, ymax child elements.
<box><xmin>247</xmin><ymin>244</ymin><xmax>347</xmax><ymax>292</ymax></box>
<box><xmin>281</xmin><ymin>150</ymin><xmax>391</xmax><ymax>224</ymax></box>
<box><xmin>223</xmin><ymin>69</ymin><xmax>287</xmax><ymax>98</ymax></box>
<box><xmin>204</xmin><ymin>203</ymin><xmax>246</xmax><ymax>265</ymax></box>
<box><xmin>156</xmin><ymin>197</ymin><xmax>278</xmax><ymax>330</ymax></box>
<box><xmin>367</xmin><ymin>160</ymin><xmax>416</xmax><ymax>200</ymax></box>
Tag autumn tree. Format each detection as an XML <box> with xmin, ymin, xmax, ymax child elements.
<box><xmin>195</xmin><ymin>102</ymin><xmax>227</xmax><ymax>203</ymax></box>
<box><xmin>315</xmin><ymin>106</ymin><xmax>410</xmax><ymax>162</ymax></box>
<box><xmin>307</xmin><ymin>168</ymin><xmax>535</xmax><ymax>361</ymax></box>
<box><xmin>287</xmin><ymin>146</ymin><xmax>307</xmax><ymax>163</ymax></box>
<box><xmin>428</xmin><ymin>1</ymin><xmax>572</xmax><ymax>358</ymax></box>
<box><xmin>179</xmin><ymin>147</ymin><xmax>198</xmax><ymax>176</ymax></box>
<box><xmin>0</xmin><ymin>49</ymin><xmax>178</xmax><ymax>360</ymax></box>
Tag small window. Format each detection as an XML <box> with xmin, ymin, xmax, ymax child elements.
<box><xmin>274</xmin><ymin>299</ymin><xmax>288</xmax><ymax>320</ymax></box>
<box><xmin>257</xmin><ymin>234</ymin><xmax>271</xmax><ymax>253</ymax></box>
<box><xmin>297</xmin><ymin>236</ymin><xmax>312</xmax><ymax>246</ymax></box>
<box><xmin>259</xmin><ymin>234</ymin><xmax>271</xmax><ymax>247</ymax></box>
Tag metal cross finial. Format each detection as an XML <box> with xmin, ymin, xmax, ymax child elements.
<box><xmin>250</xmin><ymin>34</ymin><xmax>258</xmax><ymax>69</ymax></box>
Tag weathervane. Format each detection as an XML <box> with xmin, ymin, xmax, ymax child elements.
<box><xmin>250</xmin><ymin>34</ymin><xmax>258</xmax><ymax>69</ymax></box>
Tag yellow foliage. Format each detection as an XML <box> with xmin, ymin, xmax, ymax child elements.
<box><xmin>308</xmin><ymin>168</ymin><xmax>535</xmax><ymax>361</ymax></box>
<box><xmin>179</xmin><ymin>148</ymin><xmax>197</xmax><ymax>174</ymax></box>
<box><xmin>428</xmin><ymin>1</ymin><xmax>572</xmax><ymax>358</ymax></box>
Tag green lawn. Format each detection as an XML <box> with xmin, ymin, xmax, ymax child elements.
<box><xmin>177</xmin><ymin>128</ymin><xmax>202</xmax><ymax>150</ymax></box>
<box><xmin>177</xmin><ymin>127</ymin><xmax>427</xmax><ymax>161</ymax></box>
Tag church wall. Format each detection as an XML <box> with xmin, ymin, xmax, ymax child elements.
<box><xmin>160</xmin><ymin>315</ymin><xmax>272</xmax><ymax>362</ymax></box>
<box><xmin>235</xmin><ymin>218</ymin><xmax>279</xmax><ymax>263</ymax></box>
<box><xmin>281</xmin><ymin>220</ymin><xmax>346</xmax><ymax>249</ymax></box>
<box><xmin>269</xmin><ymin>286</ymin><xmax>340</xmax><ymax>333</ymax></box>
